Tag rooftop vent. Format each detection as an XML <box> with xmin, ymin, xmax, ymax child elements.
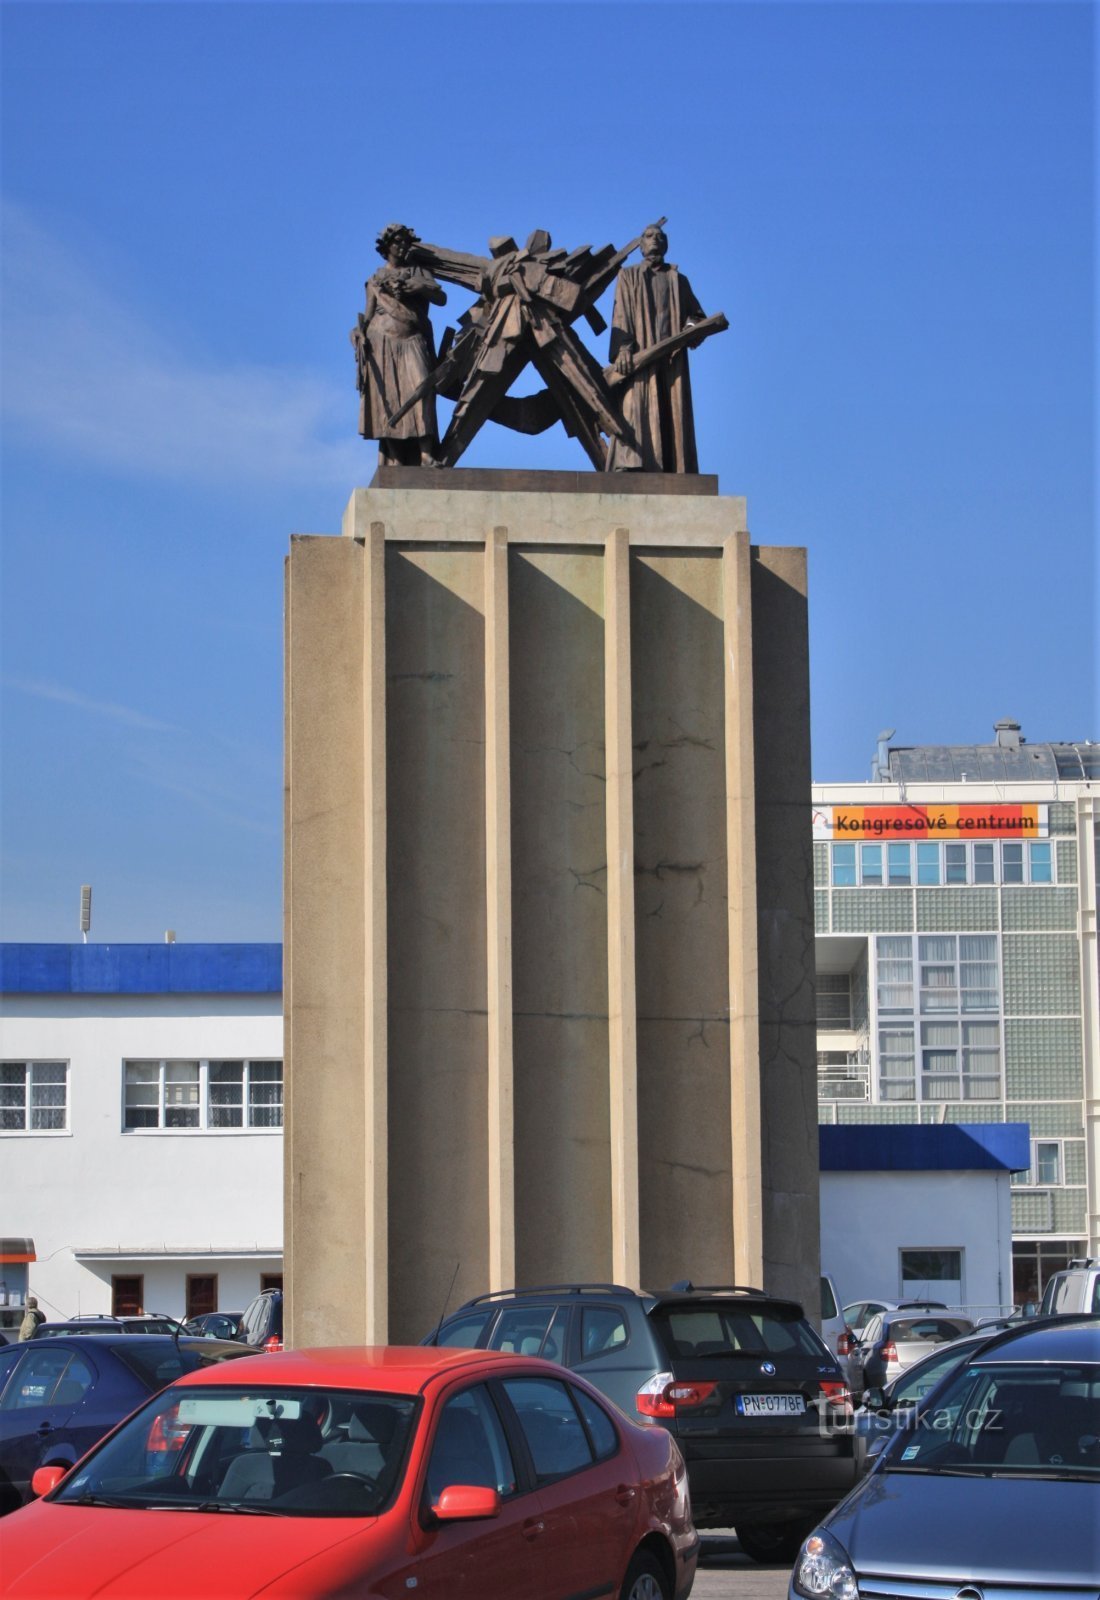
<box><xmin>994</xmin><ymin>718</ymin><xmax>1023</xmax><ymax>750</ymax></box>
<box><xmin>872</xmin><ymin>728</ymin><xmax>895</xmax><ymax>782</ymax></box>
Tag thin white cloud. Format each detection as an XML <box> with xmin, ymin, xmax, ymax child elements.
<box><xmin>6</xmin><ymin>675</ymin><xmax>179</xmax><ymax>732</ymax></box>
<box><xmin>1</xmin><ymin>201</ymin><xmax>364</xmax><ymax>489</ymax></box>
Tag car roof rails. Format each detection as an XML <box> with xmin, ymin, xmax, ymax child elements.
<box><xmin>456</xmin><ymin>1283</ymin><xmax>641</xmax><ymax>1311</ymax></box>
<box><xmin>1066</xmin><ymin>1258</ymin><xmax>1100</xmax><ymax>1269</ymax></box>
<box><xmin>664</xmin><ymin>1281</ymin><xmax>768</xmax><ymax>1297</ymax></box>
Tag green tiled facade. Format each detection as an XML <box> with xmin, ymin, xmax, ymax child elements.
<box><xmin>831</xmin><ymin>890</ymin><xmax>913</xmax><ymax>932</ymax></box>
<box><xmin>1003</xmin><ymin>934</ymin><xmax>1081</xmax><ymax>1015</ymax></box>
<box><xmin>814</xmin><ymin>774</ymin><xmax>1096</xmax><ymax>1280</ymax></box>
<box><xmin>915</xmin><ymin>888</ymin><xmax>998</xmax><ymax>931</ymax></box>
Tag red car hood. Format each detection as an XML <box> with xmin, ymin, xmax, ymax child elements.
<box><xmin>1</xmin><ymin>1503</ymin><xmax>382</xmax><ymax>1598</ymax></box>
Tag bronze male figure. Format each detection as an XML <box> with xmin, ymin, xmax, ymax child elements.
<box><xmin>606</xmin><ymin>223</ymin><xmax>707</xmax><ymax>473</ymax></box>
<box><xmin>351</xmin><ymin>223</ymin><xmax>446</xmax><ymax>466</ymax></box>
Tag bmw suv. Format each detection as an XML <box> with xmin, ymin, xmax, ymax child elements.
<box><xmin>235</xmin><ymin>1289</ymin><xmax>283</xmax><ymax>1352</ymax></box>
<box><xmin>425</xmin><ymin>1281</ymin><xmax>856</xmax><ymax>1561</ymax></box>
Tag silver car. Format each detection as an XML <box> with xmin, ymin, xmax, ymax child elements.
<box><xmin>790</xmin><ymin>1318</ymin><xmax>1100</xmax><ymax>1600</ymax></box>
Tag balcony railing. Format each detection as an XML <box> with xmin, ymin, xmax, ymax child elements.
<box><xmin>818</xmin><ymin>1062</ymin><xmax>871</xmax><ymax>1101</ymax></box>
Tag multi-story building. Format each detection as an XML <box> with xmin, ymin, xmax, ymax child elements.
<box><xmin>812</xmin><ymin>721</ymin><xmax>1099</xmax><ymax>1308</ymax></box>
<box><xmin>0</xmin><ymin>942</ymin><xmax>283</xmax><ymax>1330</ymax></box>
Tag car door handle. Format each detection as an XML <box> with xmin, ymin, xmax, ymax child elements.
<box><xmin>521</xmin><ymin>1518</ymin><xmax>545</xmax><ymax>1541</ymax></box>
<box><xmin>36</xmin><ymin>1423</ymin><xmax>53</xmax><ymax>1438</ymax></box>
<box><xmin>615</xmin><ymin>1485</ymin><xmax>636</xmax><ymax>1506</ymax></box>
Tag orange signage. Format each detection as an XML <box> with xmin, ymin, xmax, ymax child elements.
<box><xmin>828</xmin><ymin>804</ymin><xmax>1041</xmax><ymax>841</ymax></box>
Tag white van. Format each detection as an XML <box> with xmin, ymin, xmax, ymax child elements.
<box><xmin>820</xmin><ymin>1273</ymin><xmax>847</xmax><ymax>1356</ymax></box>
<box><xmin>1038</xmin><ymin>1258</ymin><xmax>1100</xmax><ymax>1316</ymax></box>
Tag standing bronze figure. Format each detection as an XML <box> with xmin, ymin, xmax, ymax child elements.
<box><xmin>606</xmin><ymin>223</ymin><xmax>707</xmax><ymax>473</ymax></box>
<box><xmin>351</xmin><ymin>223</ymin><xmax>446</xmax><ymax>466</ymax></box>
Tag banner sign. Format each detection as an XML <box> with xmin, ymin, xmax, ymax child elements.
<box><xmin>813</xmin><ymin>804</ymin><xmax>1044</xmax><ymax>842</ymax></box>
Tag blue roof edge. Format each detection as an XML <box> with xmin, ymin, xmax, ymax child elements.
<box><xmin>0</xmin><ymin>943</ymin><xmax>283</xmax><ymax>995</ymax></box>
<box><xmin>819</xmin><ymin>1122</ymin><xmax>1031</xmax><ymax>1173</ymax></box>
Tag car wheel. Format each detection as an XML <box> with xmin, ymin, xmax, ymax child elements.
<box><xmin>619</xmin><ymin>1549</ymin><xmax>671</xmax><ymax>1600</ymax></box>
<box><xmin>735</xmin><ymin>1522</ymin><xmax>808</xmax><ymax>1564</ymax></box>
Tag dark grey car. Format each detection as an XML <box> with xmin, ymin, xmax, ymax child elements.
<box><xmin>790</xmin><ymin>1318</ymin><xmax>1100</xmax><ymax>1600</ymax></box>
<box><xmin>427</xmin><ymin>1281</ymin><xmax>857</xmax><ymax>1560</ymax></box>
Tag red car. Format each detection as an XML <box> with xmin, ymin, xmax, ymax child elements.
<box><xmin>2</xmin><ymin>1345</ymin><xmax>698</xmax><ymax>1599</ymax></box>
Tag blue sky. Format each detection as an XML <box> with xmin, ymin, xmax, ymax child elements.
<box><xmin>1</xmin><ymin>1</ymin><xmax>1094</xmax><ymax>942</ymax></box>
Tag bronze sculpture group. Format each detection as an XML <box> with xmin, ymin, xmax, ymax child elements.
<box><xmin>350</xmin><ymin>221</ymin><xmax>727</xmax><ymax>473</ymax></box>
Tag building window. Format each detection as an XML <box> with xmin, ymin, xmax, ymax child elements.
<box><xmin>816</xmin><ymin>974</ymin><xmax>852</xmax><ymax>1030</ymax></box>
<box><xmin>208</xmin><ymin>1061</ymin><xmax>284</xmax><ymax>1128</ymax></box>
<box><xmin>878</xmin><ymin>1026</ymin><xmax>916</xmax><ymax>1100</ymax></box>
<box><xmin>876</xmin><ymin>936</ymin><xmax>914</xmax><ymax>1014</ymax></box>
<box><xmin>186</xmin><ymin>1275</ymin><xmax>217</xmax><ymax>1318</ymax></box>
<box><xmin>916</xmin><ymin>844</ymin><xmax>940</xmax><ymax>885</ymax></box>
<box><xmin>861</xmin><ymin>844</ymin><xmax>883</xmax><ymax>885</ymax></box>
<box><xmin>1028</xmin><ymin>842</ymin><xmax>1053</xmax><ymax>882</ymax></box>
<box><xmin>900</xmin><ymin>1248</ymin><xmax>962</xmax><ymax>1288</ymax></box>
<box><xmin>832</xmin><ymin>840</ymin><xmax>1055</xmax><ymax>886</ymax></box>
<box><xmin>123</xmin><ymin>1060</ymin><xmax>283</xmax><ymax>1131</ymax></box>
<box><xmin>875</xmin><ymin>935</ymin><xmax>1001</xmax><ymax>1103</ymax></box>
<box><xmin>1013</xmin><ymin>1139</ymin><xmax>1064</xmax><ymax>1187</ymax></box>
<box><xmin>887</xmin><ymin>843</ymin><xmax>911</xmax><ymax>885</ymax></box>
<box><xmin>0</xmin><ymin>1062</ymin><xmax>68</xmax><ymax>1132</ymax></box>
<box><xmin>832</xmin><ymin>843</ymin><xmax>856</xmax><ymax>886</ymax></box>
<box><xmin>920</xmin><ymin>1019</ymin><xmax>1001</xmax><ymax>1100</ymax></box>
<box><xmin>113</xmin><ymin>1275</ymin><xmax>144</xmax><ymax>1314</ymax></box>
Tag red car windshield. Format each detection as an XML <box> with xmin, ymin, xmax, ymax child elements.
<box><xmin>52</xmin><ymin>1386</ymin><xmax>419</xmax><ymax>1518</ymax></box>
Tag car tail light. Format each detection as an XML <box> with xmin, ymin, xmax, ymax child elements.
<box><xmin>146</xmin><ymin>1407</ymin><xmax>190</xmax><ymax>1453</ymax></box>
<box><xmin>881</xmin><ymin>1340</ymin><xmax>898</xmax><ymax>1363</ymax></box>
<box><xmin>636</xmin><ymin>1371</ymin><xmax>676</xmax><ymax>1418</ymax></box>
<box><xmin>666</xmin><ymin>1380</ymin><xmax>718</xmax><ymax>1409</ymax></box>
<box><xmin>837</xmin><ymin>1329</ymin><xmax>853</xmax><ymax>1357</ymax></box>
<box><xmin>636</xmin><ymin>1372</ymin><xmax>718</xmax><ymax>1418</ymax></box>
<box><xmin>818</xmin><ymin>1380</ymin><xmax>852</xmax><ymax>1413</ymax></box>
<box><xmin>263</xmin><ymin>1335</ymin><xmax>282</xmax><ymax>1353</ymax></box>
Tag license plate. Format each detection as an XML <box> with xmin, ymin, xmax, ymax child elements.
<box><xmin>736</xmin><ymin>1393</ymin><xmax>806</xmax><ymax>1416</ymax></box>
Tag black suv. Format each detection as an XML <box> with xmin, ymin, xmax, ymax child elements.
<box><xmin>426</xmin><ymin>1281</ymin><xmax>856</xmax><ymax>1561</ymax></box>
<box><xmin>236</xmin><ymin>1289</ymin><xmax>283</xmax><ymax>1351</ymax></box>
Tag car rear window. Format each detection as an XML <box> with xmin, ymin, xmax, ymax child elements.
<box><xmin>650</xmin><ymin>1303</ymin><xmax>825</xmax><ymax>1359</ymax></box>
<box><xmin>888</xmin><ymin>1317</ymin><xmax>972</xmax><ymax>1343</ymax></box>
<box><xmin>112</xmin><ymin>1346</ymin><xmax>193</xmax><ymax>1390</ymax></box>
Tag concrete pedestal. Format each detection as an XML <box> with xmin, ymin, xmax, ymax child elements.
<box><xmin>284</xmin><ymin>470</ymin><xmax>818</xmax><ymax>1345</ymax></box>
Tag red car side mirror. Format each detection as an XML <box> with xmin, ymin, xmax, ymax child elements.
<box><xmin>433</xmin><ymin>1484</ymin><xmax>502</xmax><ymax>1522</ymax></box>
<box><xmin>31</xmin><ymin>1465</ymin><xmax>67</xmax><ymax>1497</ymax></box>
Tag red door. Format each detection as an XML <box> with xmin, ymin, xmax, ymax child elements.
<box><xmin>396</xmin><ymin>1382</ymin><xmax>548</xmax><ymax>1599</ymax></box>
<box><xmin>499</xmin><ymin>1375</ymin><xmax>638</xmax><ymax>1597</ymax></box>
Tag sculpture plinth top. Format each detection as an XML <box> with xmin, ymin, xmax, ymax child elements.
<box><xmin>350</xmin><ymin>221</ymin><xmax>727</xmax><ymax>474</ymax></box>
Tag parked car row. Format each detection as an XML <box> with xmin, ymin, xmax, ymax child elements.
<box><xmin>791</xmin><ymin>1317</ymin><xmax>1100</xmax><ymax>1600</ymax></box>
<box><xmin>4</xmin><ymin>1282</ymin><xmax>1096</xmax><ymax>1599</ymax></box>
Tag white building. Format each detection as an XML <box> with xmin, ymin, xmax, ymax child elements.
<box><xmin>820</xmin><ymin>1122</ymin><xmax>1028</xmax><ymax>1316</ymax></box>
<box><xmin>0</xmin><ymin>943</ymin><xmax>282</xmax><ymax>1328</ymax></box>
<box><xmin>813</xmin><ymin>723</ymin><xmax>1099</xmax><ymax>1306</ymax></box>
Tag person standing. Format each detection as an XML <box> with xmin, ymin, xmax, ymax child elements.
<box><xmin>19</xmin><ymin>1296</ymin><xmax>44</xmax><ymax>1340</ymax></box>
<box><xmin>606</xmin><ymin>222</ymin><xmax>706</xmax><ymax>473</ymax></box>
<box><xmin>351</xmin><ymin>223</ymin><xmax>446</xmax><ymax>466</ymax></box>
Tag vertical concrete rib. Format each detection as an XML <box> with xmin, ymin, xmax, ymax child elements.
<box><xmin>485</xmin><ymin>526</ymin><xmax>516</xmax><ymax>1289</ymax></box>
<box><xmin>1078</xmin><ymin>793</ymin><xmax>1100</xmax><ymax>1255</ymax></box>
<box><xmin>364</xmin><ymin>522</ymin><xmax>388</xmax><ymax>1339</ymax></box>
<box><xmin>605</xmin><ymin>526</ymin><xmax>640</xmax><ymax>1286</ymax></box>
<box><xmin>724</xmin><ymin>532</ymin><xmax>763</xmax><ymax>1286</ymax></box>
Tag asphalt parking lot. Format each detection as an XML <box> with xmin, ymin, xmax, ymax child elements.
<box><xmin>692</xmin><ymin>1534</ymin><xmax>792</xmax><ymax>1599</ymax></box>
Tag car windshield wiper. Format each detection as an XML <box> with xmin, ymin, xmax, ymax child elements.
<box><xmin>64</xmin><ymin>1490</ymin><xmax>145</xmax><ymax>1507</ymax></box>
<box><xmin>989</xmin><ymin>1466</ymin><xmax>1100</xmax><ymax>1482</ymax></box>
